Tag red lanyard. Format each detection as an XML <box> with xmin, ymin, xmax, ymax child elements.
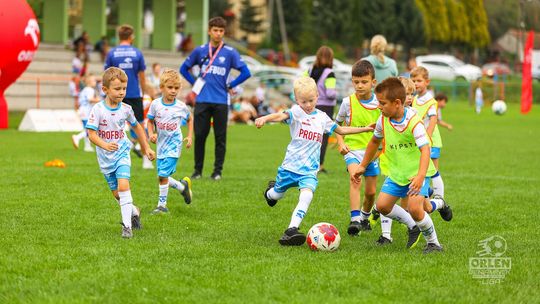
<box><xmin>201</xmin><ymin>41</ymin><xmax>223</xmax><ymax>78</ymax></box>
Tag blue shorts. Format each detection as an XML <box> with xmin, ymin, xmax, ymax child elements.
<box><xmin>346</xmin><ymin>159</ymin><xmax>380</xmax><ymax>177</ymax></box>
<box><xmin>431</xmin><ymin>147</ymin><xmax>441</xmax><ymax>159</ymax></box>
<box><xmin>103</xmin><ymin>165</ymin><xmax>131</xmax><ymax>190</ymax></box>
<box><xmin>157</xmin><ymin>157</ymin><xmax>178</xmax><ymax>177</ymax></box>
<box><xmin>274</xmin><ymin>167</ymin><xmax>318</xmax><ymax>193</ymax></box>
<box><xmin>381</xmin><ymin>176</ymin><xmax>431</xmax><ymax>198</ymax></box>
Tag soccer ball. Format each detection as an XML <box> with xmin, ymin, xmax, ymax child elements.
<box><xmin>492</xmin><ymin>100</ymin><xmax>507</xmax><ymax>115</ymax></box>
<box><xmin>306</xmin><ymin>222</ymin><xmax>341</xmax><ymax>251</ymax></box>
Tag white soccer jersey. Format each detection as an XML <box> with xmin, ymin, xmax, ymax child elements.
<box><xmin>280</xmin><ymin>105</ymin><xmax>337</xmax><ymax>176</ymax></box>
<box><xmin>373</xmin><ymin>108</ymin><xmax>429</xmax><ymax>148</ymax></box>
<box><xmin>86</xmin><ymin>101</ymin><xmax>138</xmax><ymax>174</ymax></box>
<box><xmin>335</xmin><ymin>94</ymin><xmax>379</xmax><ymax>125</ymax></box>
<box><xmin>147</xmin><ymin>98</ymin><xmax>191</xmax><ymax>159</ymax></box>
<box><xmin>78</xmin><ymin>86</ymin><xmax>96</xmax><ymax>120</ymax></box>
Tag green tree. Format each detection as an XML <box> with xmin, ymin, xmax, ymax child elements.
<box><xmin>239</xmin><ymin>0</ymin><xmax>264</xmax><ymax>37</ymax></box>
<box><xmin>462</xmin><ymin>0</ymin><xmax>490</xmax><ymax>48</ymax></box>
<box><xmin>395</xmin><ymin>0</ymin><xmax>425</xmax><ymax>57</ymax></box>
<box><xmin>446</xmin><ymin>0</ymin><xmax>470</xmax><ymax>44</ymax></box>
<box><xmin>415</xmin><ymin>0</ymin><xmax>451</xmax><ymax>44</ymax></box>
<box><xmin>209</xmin><ymin>0</ymin><xmax>232</xmax><ymax>18</ymax></box>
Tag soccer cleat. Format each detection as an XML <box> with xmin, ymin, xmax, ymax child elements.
<box><xmin>191</xmin><ymin>171</ymin><xmax>202</xmax><ymax>180</ymax></box>
<box><xmin>278</xmin><ymin>227</ymin><xmax>306</xmax><ymax>246</ymax></box>
<box><xmin>71</xmin><ymin>135</ymin><xmax>79</xmax><ymax>149</ymax></box>
<box><xmin>142</xmin><ymin>156</ymin><xmax>154</xmax><ymax>169</ymax></box>
<box><xmin>263</xmin><ymin>181</ymin><xmax>278</xmax><ymax>207</ymax></box>
<box><xmin>359</xmin><ymin>219</ymin><xmax>372</xmax><ymax>231</ymax></box>
<box><xmin>434</xmin><ymin>195</ymin><xmax>453</xmax><ymax>222</ymax></box>
<box><xmin>376</xmin><ymin>235</ymin><xmax>393</xmax><ymax>246</ymax></box>
<box><xmin>406</xmin><ymin>225</ymin><xmax>421</xmax><ymax>249</ymax></box>
<box><xmin>131</xmin><ymin>207</ymin><xmax>142</xmax><ymax>230</ymax></box>
<box><xmin>347</xmin><ymin>221</ymin><xmax>361</xmax><ymax>236</ymax></box>
<box><xmin>121</xmin><ymin>224</ymin><xmax>133</xmax><ymax>239</ymax></box>
<box><xmin>132</xmin><ymin>148</ymin><xmax>143</xmax><ymax>158</ymax></box>
<box><xmin>151</xmin><ymin>206</ymin><xmax>169</xmax><ymax>215</ymax></box>
<box><xmin>210</xmin><ymin>172</ymin><xmax>222</xmax><ymax>181</ymax></box>
<box><xmin>180</xmin><ymin>177</ymin><xmax>192</xmax><ymax>204</ymax></box>
<box><xmin>423</xmin><ymin>243</ymin><xmax>443</xmax><ymax>254</ymax></box>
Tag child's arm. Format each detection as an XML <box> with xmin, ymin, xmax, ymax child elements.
<box><xmin>353</xmin><ymin>136</ymin><xmax>381</xmax><ymax>181</ymax></box>
<box><xmin>334</xmin><ymin>125</ymin><xmax>374</xmax><ymax>136</ymax></box>
<box><xmin>335</xmin><ymin>132</ymin><xmax>349</xmax><ymax>155</ymax></box>
<box><xmin>133</xmin><ymin>123</ymin><xmax>156</xmax><ymax>160</ymax></box>
<box><xmin>87</xmin><ymin>130</ymin><xmax>118</xmax><ymax>151</ymax></box>
<box><xmin>254</xmin><ymin>111</ymin><xmax>290</xmax><ymax>128</ymax></box>
<box><xmin>147</xmin><ymin>118</ymin><xmax>157</xmax><ymax>143</ymax></box>
<box><xmin>426</xmin><ymin>115</ymin><xmax>437</xmax><ymax>137</ymax></box>
<box><xmin>438</xmin><ymin>119</ymin><xmax>453</xmax><ymax>131</ymax></box>
<box><xmin>407</xmin><ymin>144</ymin><xmax>431</xmax><ymax>196</ymax></box>
<box><xmin>184</xmin><ymin>115</ymin><xmax>194</xmax><ymax>148</ymax></box>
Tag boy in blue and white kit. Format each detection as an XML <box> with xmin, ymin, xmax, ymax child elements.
<box><xmin>147</xmin><ymin>69</ymin><xmax>194</xmax><ymax>214</ymax></box>
<box><xmin>72</xmin><ymin>74</ymin><xmax>100</xmax><ymax>152</ymax></box>
<box><xmin>255</xmin><ymin>76</ymin><xmax>374</xmax><ymax>246</ymax></box>
<box><xmin>87</xmin><ymin>67</ymin><xmax>156</xmax><ymax>239</ymax></box>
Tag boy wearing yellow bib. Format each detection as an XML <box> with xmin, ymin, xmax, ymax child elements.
<box><xmin>354</xmin><ymin>77</ymin><xmax>443</xmax><ymax>253</ymax></box>
<box><xmin>411</xmin><ymin>67</ymin><xmax>452</xmax><ymax>221</ymax></box>
<box><xmin>335</xmin><ymin>60</ymin><xmax>380</xmax><ymax>236</ymax></box>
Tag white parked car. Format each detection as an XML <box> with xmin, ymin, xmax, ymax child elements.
<box><xmin>415</xmin><ymin>54</ymin><xmax>482</xmax><ymax>82</ymax></box>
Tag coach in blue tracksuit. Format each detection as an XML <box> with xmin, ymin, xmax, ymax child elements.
<box><xmin>180</xmin><ymin>17</ymin><xmax>251</xmax><ymax>181</ymax></box>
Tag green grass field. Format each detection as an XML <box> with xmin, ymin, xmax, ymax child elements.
<box><xmin>1</xmin><ymin>102</ymin><xmax>539</xmax><ymax>303</ymax></box>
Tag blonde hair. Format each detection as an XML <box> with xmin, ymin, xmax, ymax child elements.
<box><xmin>159</xmin><ymin>69</ymin><xmax>182</xmax><ymax>87</ymax></box>
<box><xmin>410</xmin><ymin>66</ymin><xmax>430</xmax><ymax>80</ymax></box>
<box><xmin>102</xmin><ymin>67</ymin><xmax>127</xmax><ymax>87</ymax></box>
<box><xmin>370</xmin><ymin>35</ymin><xmax>387</xmax><ymax>63</ymax></box>
<box><xmin>398</xmin><ymin>76</ymin><xmax>415</xmax><ymax>94</ymax></box>
<box><xmin>293</xmin><ymin>76</ymin><xmax>318</xmax><ymax>98</ymax></box>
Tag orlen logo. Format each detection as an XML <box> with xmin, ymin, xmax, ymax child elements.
<box><xmin>18</xmin><ymin>19</ymin><xmax>39</xmax><ymax>62</ymax></box>
<box><xmin>99</xmin><ymin>119</ymin><xmax>108</xmax><ymax>127</ymax></box>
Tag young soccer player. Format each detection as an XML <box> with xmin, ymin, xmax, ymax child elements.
<box><xmin>334</xmin><ymin>60</ymin><xmax>380</xmax><ymax>236</ymax></box>
<box><xmin>435</xmin><ymin>93</ymin><xmax>453</xmax><ymax>131</ymax></box>
<box><xmin>255</xmin><ymin>76</ymin><xmax>374</xmax><ymax>246</ymax></box>
<box><xmin>72</xmin><ymin>74</ymin><xmax>100</xmax><ymax>152</ymax></box>
<box><xmin>411</xmin><ymin>67</ymin><xmax>452</xmax><ymax>220</ymax></box>
<box><xmin>86</xmin><ymin>67</ymin><xmax>156</xmax><ymax>239</ymax></box>
<box><xmin>147</xmin><ymin>69</ymin><xmax>194</xmax><ymax>214</ymax></box>
<box><xmin>354</xmin><ymin>77</ymin><xmax>443</xmax><ymax>253</ymax></box>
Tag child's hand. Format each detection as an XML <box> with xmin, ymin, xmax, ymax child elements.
<box><xmin>184</xmin><ymin>136</ymin><xmax>192</xmax><ymax>148</ymax></box>
<box><xmin>353</xmin><ymin>165</ymin><xmax>366</xmax><ymax>182</ymax></box>
<box><xmin>103</xmin><ymin>142</ymin><xmax>118</xmax><ymax>152</ymax></box>
<box><xmin>368</xmin><ymin>122</ymin><xmax>376</xmax><ymax>129</ymax></box>
<box><xmin>448</xmin><ymin>124</ymin><xmax>453</xmax><ymax>131</ymax></box>
<box><xmin>338</xmin><ymin>143</ymin><xmax>350</xmax><ymax>155</ymax></box>
<box><xmin>255</xmin><ymin>117</ymin><xmax>266</xmax><ymax>128</ymax></box>
<box><xmin>407</xmin><ymin>175</ymin><xmax>424</xmax><ymax>196</ymax></box>
<box><xmin>149</xmin><ymin>133</ymin><xmax>157</xmax><ymax>144</ymax></box>
<box><xmin>145</xmin><ymin>149</ymin><xmax>156</xmax><ymax>161</ymax></box>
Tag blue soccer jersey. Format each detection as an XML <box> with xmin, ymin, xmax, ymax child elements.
<box><xmin>147</xmin><ymin>98</ymin><xmax>191</xmax><ymax>159</ymax></box>
<box><xmin>181</xmin><ymin>44</ymin><xmax>246</xmax><ymax>105</ymax></box>
<box><xmin>104</xmin><ymin>45</ymin><xmax>146</xmax><ymax>98</ymax></box>
<box><xmin>86</xmin><ymin>101</ymin><xmax>138</xmax><ymax>174</ymax></box>
<box><xmin>280</xmin><ymin>105</ymin><xmax>337</xmax><ymax>176</ymax></box>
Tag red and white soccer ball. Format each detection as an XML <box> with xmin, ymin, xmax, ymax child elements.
<box><xmin>306</xmin><ymin>222</ymin><xmax>341</xmax><ymax>251</ymax></box>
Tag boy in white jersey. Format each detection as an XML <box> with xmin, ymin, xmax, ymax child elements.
<box><xmin>255</xmin><ymin>76</ymin><xmax>374</xmax><ymax>246</ymax></box>
<box><xmin>354</xmin><ymin>77</ymin><xmax>444</xmax><ymax>253</ymax></box>
<box><xmin>147</xmin><ymin>69</ymin><xmax>193</xmax><ymax>214</ymax></box>
<box><xmin>411</xmin><ymin>67</ymin><xmax>452</xmax><ymax>222</ymax></box>
<box><xmin>72</xmin><ymin>74</ymin><xmax>100</xmax><ymax>152</ymax></box>
<box><xmin>86</xmin><ymin>67</ymin><xmax>156</xmax><ymax>239</ymax></box>
<box><xmin>334</xmin><ymin>60</ymin><xmax>380</xmax><ymax>236</ymax></box>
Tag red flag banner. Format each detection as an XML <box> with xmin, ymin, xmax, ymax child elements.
<box><xmin>521</xmin><ymin>31</ymin><xmax>534</xmax><ymax>114</ymax></box>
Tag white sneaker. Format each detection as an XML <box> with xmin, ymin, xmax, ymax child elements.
<box><xmin>71</xmin><ymin>135</ymin><xmax>79</xmax><ymax>149</ymax></box>
<box><xmin>83</xmin><ymin>145</ymin><xmax>94</xmax><ymax>152</ymax></box>
<box><xmin>142</xmin><ymin>156</ymin><xmax>154</xmax><ymax>169</ymax></box>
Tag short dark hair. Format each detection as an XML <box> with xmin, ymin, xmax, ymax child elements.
<box><xmin>375</xmin><ymin>77</ymin><xmax>406</xmax><ymax>104</ymax></box>
<box><xmin>351</xmin><ymin>60</ymin><xmax>375</xmax><ymax>79</ymax></box>
<box><xmin>435</xmin><ymin>92</ymin><xmax>448</xmax><ymax>101</ymax></box>
<box><xmin>209</xmin><ymin>17</ymin><xmax>227</xmax><ymax>29</ymax></box>
<box><xmin>118</xmin><ymin>24</ymin><xmax>134</xmax><ymax>41</ymax></box>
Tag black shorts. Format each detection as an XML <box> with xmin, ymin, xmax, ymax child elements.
<box><xmin>123</xmin><ymin>97</ymin><xmax>144</xmax><ymax>122</ymax></box>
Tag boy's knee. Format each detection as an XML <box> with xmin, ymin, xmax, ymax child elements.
<box><xmin>376</xmin><ymin>203</ymin><xmax>392</xmax><ymax>215</ymax></box>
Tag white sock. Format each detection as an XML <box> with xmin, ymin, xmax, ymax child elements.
<box><xmin>380</xmin><ymin>214</ymin><xmax>393</xmax><ymax>240</ymax></box>
<box><xmin>169</xmin><ymin>177</ymin><xmax>185</xmax><ymax>192</ymax></box>
<box><xmin>75</xmin><ymin>131</ymin><xmax>85</xmax><ymax>142</ymax></box>
<box><xmin>267</xmin><ymin>188</ymin><xmax>284</xmax><ymax>200</ymax></box>
<box><xmin>158</xmin><ymin>184</ymin><xmax>168</xmax><ymax>207</ymax></box>
<box><xmin>431</xmin><ymin>173</ymin><xmax>445</xmax><ymax>197</ymax></box>
<box><xmin>288</xmin><ymin>190</ymin><xmax>313</xmax><ymax>228</ymax></box>
<box><xmin>83</xmin><ymin>136</ymin><xmax>91</xmax><ymax>148</ymax></box>
<box><xmin>430</xmin><ymin>197</ymin><xmax>445</xmax><ymax>211</ymax></box>
<box><xmin>118</xmin><ymin>190</ymin><xmax>133</xmax><ymax>228</ymax></box>
<box><xmin>359</xmin><ymin>210</ymin><xmax>371</xmax><ymax>221</ymax></box>
<box><xmin>416</xmin><ymin>212</ymin><xmax>440</xmax><ymax>246</ymax></box>
<box><xmin>385</xmin><ymin>204</ymin><xmax>416</xmax><ymax>229</ymax></box>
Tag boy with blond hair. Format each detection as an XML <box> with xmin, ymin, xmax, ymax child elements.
<box><xmin>86</xmin><ymin>67</ymin><xmax>156</xmax><ymax>238</ymax></box>
<box><xmin>334</xmin><ymin>60</ymin><xmax>380</xmax><ymax>236</ymax></box>
<box><xmin>354</xmin><ymin>77</ymin><xmax>443</xmax><ymax>253</ymax></box>
<box><xmin>147</xmin><ymin>69</ymin><xmax>194</xmax><ymax>214</ymax></box>
<box><xmin>255</xmin><ymin>76</ymin><xmax>374</xmax><ymax>246</ymax></box>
